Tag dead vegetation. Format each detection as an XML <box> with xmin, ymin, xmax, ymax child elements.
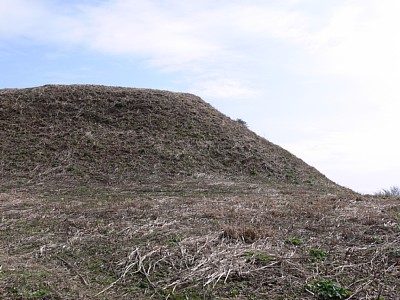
<box><xmin>0</xmin><ymin>84</ymin><xmax>340</xmax><ymax>190</ymax></box>
<box><xmin>0</xmin><ymin>182</ymin><xmax>398</xmax><ymax>299</ymax></box>
<box><xmin>0</xmin><ymin>85</ymin><xmax>398</xmax><ymax>299</ymax></box>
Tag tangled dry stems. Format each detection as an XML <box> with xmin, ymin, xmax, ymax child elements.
<box><xmin>0</xmin><ymin>181</ymin><xmax>398</xmax><ymax>299</ymax></box>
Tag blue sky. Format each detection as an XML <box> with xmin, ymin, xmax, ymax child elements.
<box><xmin>1</xmin><ymin>0</ymin><xmax>400</xmax><ymax>193</ymax></box>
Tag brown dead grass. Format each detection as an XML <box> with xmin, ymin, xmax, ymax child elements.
<box><xmin>0</xmin><ymin>84</ymin><xmax>342</xmax><ymax>192</ymax></box>
<box><xmin>0</xmin><ymin>181</ymin><xmax>398</xmax><ymax>299</ymax></box>
<box><xmin>0</xmin><ymin>85</ymin><xmax>398</xmax><ymax>299</ymax></box>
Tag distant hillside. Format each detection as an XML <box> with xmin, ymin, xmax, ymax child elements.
<box><xmin>0</xmin><ymin>85</ymin><xmax>339</xmax><ymax>189</ymax></box>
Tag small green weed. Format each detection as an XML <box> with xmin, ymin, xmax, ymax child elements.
<box><xmin>286</xmin><ymin>237</ymin><xmax>303</xmax><ymax>246</ymax></box>
<box><xmin>285</xmin><ymin>171</ymin><xmax>294</xmax><ymax>179</ymax></box>
<box><xmin>309</xmin><ymin>248</ymin><xmax>327</xmax><ymax>261</ymax></box>
<box><xmin>305</xmin><ymin>279</ymin><xmax>351</xmax><ymax>299</ymax></box>
<box><xmin>285</xmin><ymin>170</ymin><xmax>299</xmax><ymax>183</ymax></box>
<box><xmin>66</xmin><ymin>165</ymin><xmax>75</xmax><ymax>172</ymax></box>
<box><xmin>95</xmin><ymin>220</ymin><xmax>105</xmax><ymax>226</ymax></box>
<box><xmin>230</xmin><ymin>288</ymin><xmax>240</xmax><ymax>297</ymax></box>
<box><xmin>244</xmin><ymin>252</ymin><xmax>274</xmax><ymax>264</ymax></box>
<box><xmin>66</xmin><ymin>165</ymin><xmax>83</xmax><ymax>176</ymax></box>
<box><xmin>167</xmin><ymin>236</ymin><xmax>183</xmax><ymax>246</ymax></box>
<box><xmin>387</xmin><ymin>249</ymin><xmax>400</xmax><ymax>256</ymax></box>
<box><xmin>28</xmin><ymin>289</ymin><xmax>51</xmax><ymax>299</ymax></box>
<box><xmin>249</xmin><ymin>168</ymin><xmax>258</xmax><ymax>176</ymax></box>
<box><xmin>6</xmin><ymin>287</ymin><xmax>50</xmax><ymax>299</ymax></box>
<box><xmin>83</xmin><ymin>150</ymin><xmax>93</xmax><ymax>158</ymax></box>
<box><xmin>19</xmin><ymin>149</ymin><xmax>28</xmax><ymax>155</ymax></box>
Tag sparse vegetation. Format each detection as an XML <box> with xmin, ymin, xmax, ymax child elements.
<box><xmin>0</xmin><ymin>179</ymin><xmax>398</xmax><ymax>299</ymax></box>
<box><xmin>249</xmin><ymin>168</ymin><xmax>258</xmax><ymax>176</ymax></box>
<box><xmin>309</xmin><ymin>248</ymin><xmax>327</xmax><ymax>261</ymax></box>
<box><xmin>305</xmin><ymin>279</ymin><xmax>351</xmax><ymax>299</ymax></box>
<box><xmin>167</xmin><ymin>236</ymin><xmax>183</xmax><ymax>246</ymax></box>
<box><xmin>286</xmin><ymin>237</ymin><xmax>303</xmax><ymax>246</ymax></box>
<box><xmin>235</xmin><ymin>118</ymin><xmax>248</xmax><ymax>127</ymax></box>
<box><xmin>244</xmin><ymin>252</ymin><xmax>274</xmax><ymax>264</ymax></box>
<box><xmin>0</xmin><ymin>85</ymin><xmax>399</xmax><ymax>299</ymax></box>
<box><xmin>387</xmin><ymin>249</ymin><xmax>400</xmax><ymax>256</ymax></box>
<box><xmin>375</xmin><ymin>185</ymin><xmax>400</xmax><ymax>197</ymax></box>
<box><xmin>1</xmin><ymin>85</ymin><xmax>340</xmax><ymax>188</ymax></box>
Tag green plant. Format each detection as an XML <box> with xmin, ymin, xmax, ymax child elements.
<box><xmin>249</xmin><ymin>168</ymin><xmax>258</xmax><ymax>176</ymax></box>
<box><xmin>95</xmin><ymin>220</ymin><xmax>105</xmax><ymax>226</ymax></box>
<box><xmin>285</xmin><ymin>169</ymin><xmax>299</xmax><ymax>184</ymax></box>
<box><xmin>66</xmin><ymin>165</ymin><xmax>83</xmax><ymax>176</ymax></box>
<box><xmin>19</xmin><ymin>149</ymin><xmax>28</xmax><ymax>155</ymax></box>
<box><xmin>387</xmin><ymin>249</ymin><xmax>400</xmax><ymax>256</ymax></box>
<box><xmin>230</xmin><ymin>288</ymin><xmax>240</xmax><ymax>296</ymax></box>
<box><xmin>167</xmin><ymin>236</ymin><xmax>182</xmax><ymax>246</ymax></box>
<box><xmin>305</xmin><ymin>279</ymin><xmax>351</xmax><ymax>299</ymax></box>
<box><xmin>244</xmin><ymin>252</ymin><xmax>274</xmax><ymax>264</ymax></box>
<box><xmin>5</xmin><ymin>287</ymin><xmax>50</xmax><ymax>299</ymax></box>
<box><xmin>309</xmin><ymin>248</ymin><xmax>327</xmax><ymax>261</ymax></box>
<box><xmin>28</xmin><ymin>289</ymin><xmax>51</xmax><ymax>299</ymax></box>
<box><xmin>286</xmin><ymin>237</ymin><xmax>303</xmax><ymax>246</ymax></box>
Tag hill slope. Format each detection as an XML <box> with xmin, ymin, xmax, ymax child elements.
<box><xmin>1</xmin><ymin>84</ymin><xmax>337</xmax><ymax>189</ymax></box>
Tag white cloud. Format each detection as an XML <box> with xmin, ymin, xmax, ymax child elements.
<box><xmin>0</xmin><ymin>0</ymin><xmax>315</xmax><ymax>100</ymax></box>
<box><xmin>191</xmin><ymin>77</ymin><xmax>261</xmax><ymax>101</ymax></box>
<box><xmin>266</xmin><ymin>0</ymin><xmax>400</xmax><ymax>192</ymax></box>
<box><xmin>283</xmin><ymin>104</ymin><xmax>400</xmax><ymax>193</ymax></box>
<box><xmin>73</xmin><ymin>1</ymin><xmax>219</xmax><ymax>61</ymax></box>
<box><xmin>0</xmin><ymin>0</ymin><xmax>48</xmax><ymax>36</ymax></box>
<box><xmin>3</xmin><ymin>1</ymin><xmax>400</xmax><ymax>99</ymax></box>
<box><xmin>304</xmin><ymin>1</ymin><xmax>400</xmax><ymax>94</ymax></box>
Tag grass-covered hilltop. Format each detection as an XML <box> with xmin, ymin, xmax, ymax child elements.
<box><xmin>1</xmin><ymin>84</ymin><xmax>338</xmax><ymax>190</ymax></box>
<box><xmin>0</xmin><ymin>85</ymin><xmax>399</xmax><ymax>299</ymax></box>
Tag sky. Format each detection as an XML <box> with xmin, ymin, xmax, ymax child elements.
<box><xmin>1</xmin><ymin>0</ymin><xmax>400</xmax><ymax>194</ymax></box>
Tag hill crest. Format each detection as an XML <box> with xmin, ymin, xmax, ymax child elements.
<box><xmin>1</xmin><ymin>84</ymin><xmax>339</xmax><ymax>190</ymax></box>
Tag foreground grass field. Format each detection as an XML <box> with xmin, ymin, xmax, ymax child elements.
<box><xmin>1</xmin><ymin>179</ymin><xmax>398</xmax><ymax>299</ymax></box>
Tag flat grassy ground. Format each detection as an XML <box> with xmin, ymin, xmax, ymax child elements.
<box><xmin>1</xmin><ymin>180</ymin><xmax>399</xmax><ymax>299</ymax></box>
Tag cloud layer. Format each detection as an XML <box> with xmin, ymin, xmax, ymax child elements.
<box><xmin>3</xmin><ymin>0</ymin><xmax>399</xmax><ymax>101</ymax></box>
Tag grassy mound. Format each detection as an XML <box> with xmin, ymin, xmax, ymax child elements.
<box><xmin>1</xmin><ymin>84</ymin><xmax>337</xmax><ymax>189</ymax></box>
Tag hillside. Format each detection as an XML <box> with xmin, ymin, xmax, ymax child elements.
<box><xmin>1</xmin><ymin>84</ymin><xmax>337</xmax><ymax>190</ymax></box>
<box><xmin>0</xmin><ymin>85</ymin><xmax>399</xmax><ymax>299</ymax></box>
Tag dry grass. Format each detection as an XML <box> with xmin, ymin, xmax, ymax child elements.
<box><xmin>0</xmin><ymin>84</ymin><xmax>341</xmax><ymax>191</ymax></box>
<box><xmin>0</xmin><ymin>85</ymin><xmax>398</xmax><ymax>299</ymax></box>
<box><xmin>0</xmin><ymin>181</ymin><xmax>398</xmax><ymax>299</ymax></box>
